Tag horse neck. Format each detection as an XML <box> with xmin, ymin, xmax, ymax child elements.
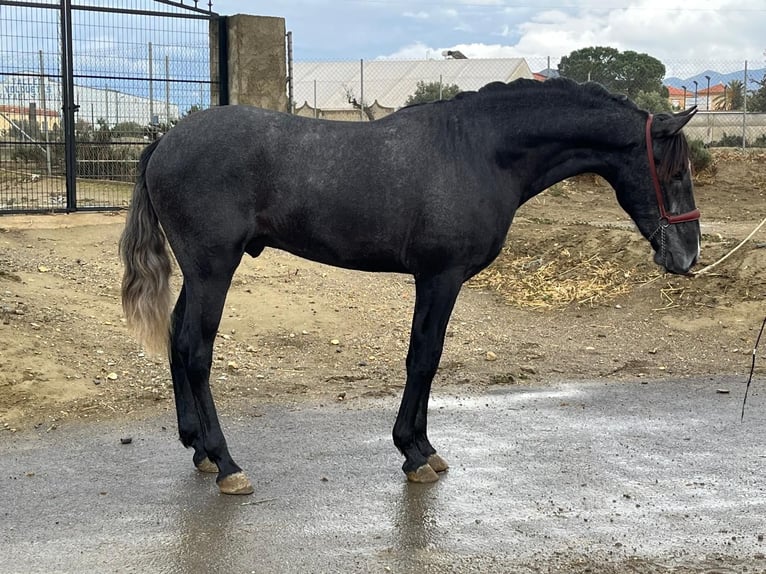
<box><xmin>465</xmin><ymin>97</ymin><xmax>638</xmax><ymax>202</ymax></box>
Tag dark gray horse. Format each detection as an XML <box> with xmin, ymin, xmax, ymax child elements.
<box><xmin>120</xmin><ymin>78</ymin><xmax>700</xmax><ymax>495</ymax></box>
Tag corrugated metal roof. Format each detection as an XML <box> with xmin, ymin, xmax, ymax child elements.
<box><xmin>293</xmin><ymin>58</ymin><xmax>533</xmax><ymax>111</ymax></box>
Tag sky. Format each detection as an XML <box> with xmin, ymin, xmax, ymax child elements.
<box><xmin>214</xmin><ymin>0</ymin><xmax>765</xmax><ymax>74</ymax></box>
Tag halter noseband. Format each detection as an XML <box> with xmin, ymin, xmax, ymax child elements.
<box><xmin>645</xmin><ymin>114</ymin><xmax>700</xmax><ymax>225</ymax></box>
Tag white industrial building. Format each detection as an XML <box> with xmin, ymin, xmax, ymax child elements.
<box><xmin>292</xmin><ymin>58</ymin><xmax>534</xmax><ymax>120</ymax></box>
<box><xmin>1</xmin><ymin>73</ymin><xmax>179</xmax><ymax>130</ymax></box>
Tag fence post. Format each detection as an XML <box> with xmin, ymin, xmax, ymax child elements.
<box><xmin>286</xmin><ymin>30</ymin><xmax>294</xmax><ymax>113</ymax></box>
<box><xmin>360</xmin><ymin>58</ymin><xmax>364</xmax><ymax>121</ymax></box>
<box><xmin>38</xmin><ymin>50</ymin><xmax>51</xmax><ymax>177</ymax></box>
<box><xmin>148</xmin><ymin>42</ymin><xmax>155</xmax><ymax>125</ymax></box>
<box><xmin>743</xmin><ymin>60</ymin><xmax>748</xmax><ymax>149</ymax></box>
<box><xmin>217</xmin><ymin>16</ymin><xmax>229</xmax><ymax>106</ymax></box>
<box><xmin>165</xmin><ymin>55</ymin><xmax>170</xmax><ymax>125</ymax></box>
<box><xmin>60</xmin><ymin>0</ymin><xmax>77</xmax><ymax>211</ymax></box>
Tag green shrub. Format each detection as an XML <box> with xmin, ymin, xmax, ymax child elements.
<box><xmin>687</xmin><ymin>138</ymin><xmax>712</xmax><ymax>173</ymax></box>
<box><xmin>709</xmin><ymin>132</ymin><xmax>743</xmax><ymax>147</ymax></box>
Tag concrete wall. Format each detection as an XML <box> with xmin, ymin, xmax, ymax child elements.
<box><xmin>684</xmin><ymin>112</ymin><xmax>766</xmax><ymax>145</ymax></box>
<box><xmin>212</xmin><ymin>15</ymin><xmax>287</xmax><ymax>112</ymax></box>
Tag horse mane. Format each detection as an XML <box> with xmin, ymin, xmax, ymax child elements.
<box><xmin>453</xmin><ymin>77</ymin><xmax>640</xmax><ymax>111</ymax></box>
<box><xmin>457</xmin><ymin>78</ymin><xmax>690</xmax><ymax>180</ymax></box>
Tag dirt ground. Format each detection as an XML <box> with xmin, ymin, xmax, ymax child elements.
<box><xmin>1</xmin><ymin>149</ymin><xmax>765</xmax><ymax>433</ymax></box>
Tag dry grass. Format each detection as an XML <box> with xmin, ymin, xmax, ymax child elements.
<box><xmin>470</xmin><ymin>246</ymin><xmax>656</xmax><ymax>309</ymax></box>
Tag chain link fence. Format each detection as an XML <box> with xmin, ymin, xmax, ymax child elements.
<box><xmin>290</xmin><ymin>55</ymin><xmax>766</xmax><ymax>148</ymax></box>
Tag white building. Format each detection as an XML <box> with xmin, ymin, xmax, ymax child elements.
<box><xmin>292</xmin><ymin>58</ymin><xmax>534</xmax><ymax>120</ymax></box>
<box><xmin>1</xmin><ymin>74</ymin><xmax>179</xmax><ymax>129</ymax></box>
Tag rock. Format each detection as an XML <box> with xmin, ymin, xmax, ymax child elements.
<box><xmin>37</xmin><ymin>265</ymin><xmax>50</xmax><ymax>273</ymax></box>
<box><xmin>489</xmin><ymin>373</ymin><xmax>515</xmax><ymax>385</ymax></box>
<box><xmin>485</xmin><ymin>351</ymin><xmax>498</xmax><ymax>361</ymax></box>
<box><xmin>330</xmin><ymin>339</ymin><xmax>340</xmax><ymax>346</ymax></box>
<box><xmin>120</xmin><ymin>437</ymin><xmax>133</xmax><ymax>445</ymax></box>
<box><xmin>106</xmin><ymin>372</ymin><xmax>118</xmax><ymax>380</ymax></box>
<box><xmin>227</xmin><ymin>361</ymin><xmax>239</xmax><ymax>371</ymax></box>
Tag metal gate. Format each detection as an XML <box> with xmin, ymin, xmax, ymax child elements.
<box><xmin>0</xmin><ymin>0</ymin><xmax>226</xmax><ymax>214</ymax></box>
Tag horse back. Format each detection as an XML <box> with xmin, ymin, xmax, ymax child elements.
<box><xmin>145</xmin><ymin>105</ymin><xmax>515</xmax><ymax>277</ymax></box>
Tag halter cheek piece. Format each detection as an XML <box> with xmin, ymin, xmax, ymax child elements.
<box><xmin>645</xmin><ymin>114</ymin><xmax>700</xmax><ymax>260</ymax></box>
<box><xmin>645</xmin><ymin>114</ymin><xmax>700</xmax><ymax>225</ymax></box>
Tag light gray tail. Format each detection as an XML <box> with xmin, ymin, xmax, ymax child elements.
<box><xmin>119</xmin><ymin>139</ymin><xmax>173</xmax><ymax>356</ymax></box>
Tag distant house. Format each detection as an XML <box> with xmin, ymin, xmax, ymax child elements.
<box><xmin>0</xmin><ymin>104</ymin><xmax>59</xmax><ymax>134</ymax></box>
<box><xmin>292</xmin><ymin>58</ymin><xmax>533</xmax><ymax>121</ymax></box>
<box><xmin>667</xmin><ymin>83</ymin><xmax>726</xmax><ymax>111</ymax></box>
<box><xmin>667</xmin><ymin>85</ymin><xmax>688</xmax><ymax>110</ymax></box>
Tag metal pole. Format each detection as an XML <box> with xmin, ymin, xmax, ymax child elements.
<box><xmin>148</xmin><ymin>42</ymin><xmax>154</xmax><ymax>125</ymax></box>
<box><xmin>105</xmin><ymin>85</ymin><xmax>109</xmax><ymax>126</ymax></box>
<box><xmin>216</xmin><ymin>16</ymin><xmax>229</xmax><ymax>106</ymax></box>
<box><xmin>114</xmin><ymin>90</ymin><xmax>119</xmax><ymax>126</ymax></box>
<box><xmin>286</xmin><ymin>31</ymin><xmax>294</xmax><ymax>113</ymax></box>
<box><xmin>743</xmin><ymin>60</ymin><xmax>748</xmax><ymax>149</ymax></box>
<box><xmin>165</xmin><ymin>55</ymin><xmax>170</xmax><ymax>127</ymax></box>
<box><xmin>61</xmin><ymin>0</ymin><xmax>78</xmax><ymax>211</ymax></box>
<box><xmin>313</xmin><ymin>79</ymin><xmax>317</xmax><ymax>118</ymax></box>
<box><xmin>39</xmin><ymin>50</ymin><xmax>51</xmax><ymax>176</ymax></box>
<box><xmin>360</xmin><ymin>58</ymin><xmax>364</xmax><ymax>120</ymax></box>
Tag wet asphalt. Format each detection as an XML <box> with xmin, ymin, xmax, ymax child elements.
<box><xmin>2</xmin><ymin>378</ymin><xmax>766</xmax><ymax>574</ymax></box>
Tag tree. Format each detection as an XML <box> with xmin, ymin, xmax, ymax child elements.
<box><xmin>558</xmin><ymin>47</ymin><xmax>666</xmax><ymax>99</ymax></box>
<box><xmin>405</xmin><ymin>80</ymin><xmax>461</xmax><ymax>106</ymax></box>
<box><xmin>748</xmin><ymin>73</ymin><xmax>766</xmax><ymax>112</ymax></box>
<box><xmin>112</xmin><ymin>121</ymin><xmax>144</xmax><ymax>138</ymax></box>
<box><xmin>713</xmin><ymin>79</ymin><xmax>744</xmax><ymax>111</ymax></box>
<box><xmin>184</xmin><ymin>104</ymin><xmax>203</xmax><ymax>116</ymax></box>
<box><xmin>634</xmin><ymin>90</ymin><xmax>672</xmax><ymax>113</ymax></box>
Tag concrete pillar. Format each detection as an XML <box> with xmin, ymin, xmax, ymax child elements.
<box><xmin>214</xmin><ymin>14</ymin><xmax>287</xmax><ymax>112</ymax></box>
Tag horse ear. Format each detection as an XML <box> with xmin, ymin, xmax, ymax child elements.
<box><xmin>651</xmin><ymin>106</ymin><xmax>697</xmax><ymax>138</ymax></box>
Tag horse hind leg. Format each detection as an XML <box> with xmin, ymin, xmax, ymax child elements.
<box><xmin>170</xmin><ymin>284</ymin><xmax>218</xmax><ymax>474</ymax></box>
<box><xmin>176</xmin><ymin>263</ymin><xmax>253</xmax><ymax>495</ymax></box>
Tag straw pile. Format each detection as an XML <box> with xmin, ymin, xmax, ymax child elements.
<box><xmin>470</xmin><ymin>246</ymin><xmax>653</xmax><ymax>309</ymax></box>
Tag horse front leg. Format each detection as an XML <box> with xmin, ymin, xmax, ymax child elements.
<box><xmin>393</xmin><ymin>271</ymin><xmax>462</xmax><ymax>483</ymax></box>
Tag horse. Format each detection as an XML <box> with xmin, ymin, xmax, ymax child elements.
<box><xmin>120</xmin><ymin>78</ymin><xmax>700</xmax><ymax>495</ymax></box>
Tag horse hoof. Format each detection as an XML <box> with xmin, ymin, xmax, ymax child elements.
<box><xmin>406</xmin><ymin>464</ymin><xmax>440</xmax><ymax>483</ymax></box>
<box><xmin>196</xmin><ymin>457</ymin><xmax>219</xmax><ymax>474</ymax></box>
<box><xmin>217</xmin><ymin>472</ymin><xmax>254</xmax><ymax>495</ymax></box>
<box><xmin>427</xmin><ymin>453</ymin><xmax>449</xmax><ymax>473</ymax></box>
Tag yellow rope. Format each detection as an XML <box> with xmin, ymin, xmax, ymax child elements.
<box><xmin>693</xmin><ymin>217</ymin><xmax>766</xmax><ymax>277</ymax></box>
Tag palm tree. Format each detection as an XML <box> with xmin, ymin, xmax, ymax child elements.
<box><xmin>714</xmin><ymin>79</ymin><xmax>744</xmax><ymax>110</ymax></box>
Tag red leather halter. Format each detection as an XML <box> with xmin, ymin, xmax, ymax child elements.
<box><xmin>645</xmin><ymin>115</ymin><xmax>700</xmax><ymax>224</ymax></box>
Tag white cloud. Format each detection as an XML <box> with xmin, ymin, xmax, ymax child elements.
<box><xmin>222</xmin><ymin>0</ymin><xmax>765</xmax><ymax>75</ymax></box>
<box><xmin>378</xmin><ymin>0</ymin><xmax>765</xmax><ymax>75</ymax></box>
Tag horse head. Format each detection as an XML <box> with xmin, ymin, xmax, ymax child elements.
<box><xmin>613</xmin><ymin>107</ymin><xmax>700</xmax><ymax>275</ymax></box>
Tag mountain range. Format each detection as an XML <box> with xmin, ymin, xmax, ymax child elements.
<box><xmin>664</xmin><ymin>68</ymin><xmax>765</xmax><ymax>89</ymax></box>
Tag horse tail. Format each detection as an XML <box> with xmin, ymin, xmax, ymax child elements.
<box><xmin>119</xmin><ymin>139</ymin><xmax>173</xmax><ymax>356</ymax></box>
